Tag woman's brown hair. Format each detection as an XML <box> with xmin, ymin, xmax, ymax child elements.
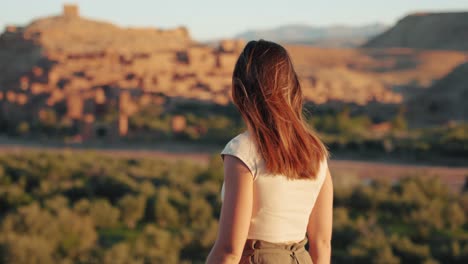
<box><xmin>232</xmin><ymin>40</ymin><xmax>329</xmax><ymax>180</ymax></box>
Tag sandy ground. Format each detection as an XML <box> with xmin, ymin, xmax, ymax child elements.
<box><xmin>0</xmin><ymin>141</ymin><xmax>466</xmax><ymax>192</ymax></box>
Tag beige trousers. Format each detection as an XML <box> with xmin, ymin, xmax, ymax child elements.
<box><xmin>239</xmin><ymin>237</ymin><xmax>313</xmax><ymax>264</ymax></box>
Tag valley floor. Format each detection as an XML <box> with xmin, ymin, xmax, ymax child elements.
<box><xmin>0</xmin><ymin>137</ymin><xmax>466</xmax><ymax>192</ymax></box>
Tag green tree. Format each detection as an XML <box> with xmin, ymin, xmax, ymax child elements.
<box><xmin>391</xmin><ymin>107</ymin><xmax>408</xmax><ymax>131</ymax></box>
<box><xmin>89</xmin><ymin>199</ymin><xmax>120</xmax><ymax>228</ymax></box>
<box><xmin>118</xmin><ymin>194</ymin><xmax>146</xmax><ymax>228</ymax></box>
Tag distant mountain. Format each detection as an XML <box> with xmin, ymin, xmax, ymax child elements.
<box><xmin>363</xmin><ymin>12</ymin><xmax>468</xmax><ymax>51</ymax></box>
<box><xmin>234</xmin><ymin>23</ymin><xmax>388</xmax><ymax>47</ymax></box>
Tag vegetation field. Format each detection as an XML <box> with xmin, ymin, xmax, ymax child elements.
<box><xmin>0</xmin><ymin>151</ymin><xmax>467</xmax><ymax>263</ymax></box>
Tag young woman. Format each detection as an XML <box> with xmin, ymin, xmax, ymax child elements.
<box><xmin>206</xmin><ymin>40</ymin><xmax>333</xmax><ymax>264</ymax></box>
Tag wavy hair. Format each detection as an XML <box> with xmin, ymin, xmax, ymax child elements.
<box><xmin>232</xmin><ymin>40</ymin><xmax>329</xmax><ymax>180</ymax></box>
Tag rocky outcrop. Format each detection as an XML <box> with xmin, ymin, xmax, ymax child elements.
<box><xmin>363</xmin><ymin>12</ymin><xmax>468</xmax><ymax>51</ymax></box>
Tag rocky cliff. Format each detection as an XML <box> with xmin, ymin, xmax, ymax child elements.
<box><xmin>363</xmin><ymin>12</ymin><xmax>468</xmax><ymax>51</ymax></box>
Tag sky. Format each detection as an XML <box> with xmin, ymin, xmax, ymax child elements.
<box><xmin>1</xmin><ymin>0</ymin><xmax>468</xmax><ymax>41</ymax></box>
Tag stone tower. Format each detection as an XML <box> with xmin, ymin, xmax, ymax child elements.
<box><xmin>63</xmin><ymin>4</ymin><xmax>79</xmax><ymax>18</ymax></box>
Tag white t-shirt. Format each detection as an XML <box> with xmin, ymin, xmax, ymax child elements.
<box><xmin>220</xmin><ymin>131</ymin><xmax>328</xmax><ymax>243</ymax></box>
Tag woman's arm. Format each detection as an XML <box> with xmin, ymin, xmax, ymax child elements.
<box><xmin>206</xmin><ymin>155</ymin><xmax>253</xmax><ymax>264</ymax></box>
<box><xmin>307</xmin><ymin>168</ymin><xmax>333</xmax><ymax>264</ymax></box>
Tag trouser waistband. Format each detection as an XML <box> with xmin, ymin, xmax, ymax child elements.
<box><xmin>242</xmin><ymin>237</ymin><xmax>308</xmax><ymax>256</ymax></box>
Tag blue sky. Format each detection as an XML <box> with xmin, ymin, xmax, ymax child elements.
<box><xmin>1</xmin><ymin>0</ymin><xmax>467</xmax><ymax>40</ymax></box>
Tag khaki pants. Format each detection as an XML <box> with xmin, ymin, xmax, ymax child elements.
<box><xmin>239</xmin><ymin>237</ymin><xmax>313</xmax><ymax>264</ymax></box>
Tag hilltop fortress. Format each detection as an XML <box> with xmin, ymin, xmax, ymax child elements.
<box><xmin>0</xmin><ymin>5</ymin><xmax>245</xmax><ymax>138</ymax></box>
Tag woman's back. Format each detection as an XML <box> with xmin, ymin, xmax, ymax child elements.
<box><xmin>220</xmin><ymin>131</ymin><xmax>328</xmax><ymax>243</ymax></box>
<box><xmin>206</xmin><ymin>40</ymin><xmax>333</xmax><ymax>264</ymax></box>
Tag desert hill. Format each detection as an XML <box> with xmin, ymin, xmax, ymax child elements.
<box><xmin>363</xmin><ymin>12</ymin><xmax>468</xmax><ymax>51</ymax></box>
<box><xmin>286</xmin><ymin>46</ymin><xmax>466</xmax><ymax>105</ymax></box>
<box><xmin>407</xmin><ymin>62</ymin><xmax>468</xmax><ymax>125</ymax></box>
